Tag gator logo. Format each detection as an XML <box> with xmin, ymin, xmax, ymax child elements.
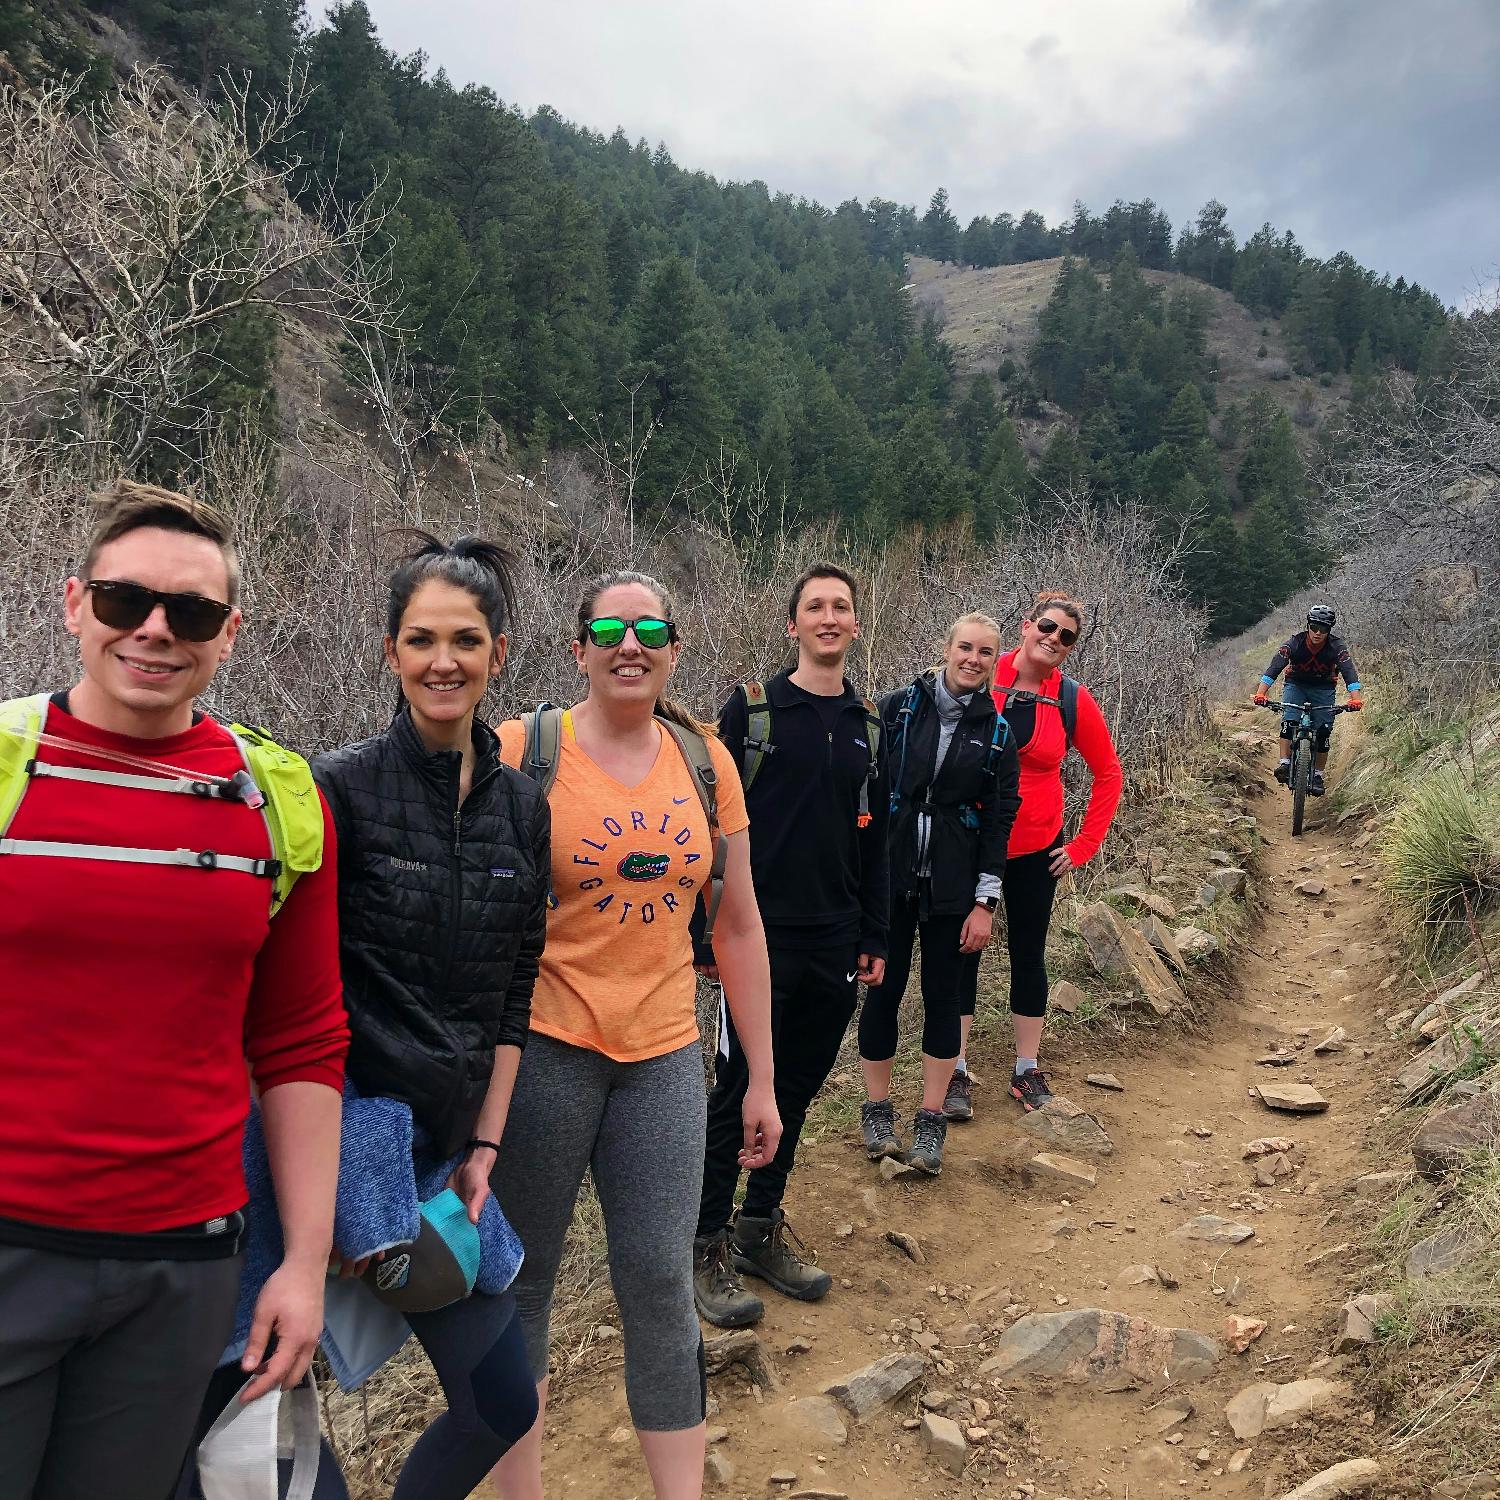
<box><xmin>375</xmin><ymin>1253</ymin><xmax>412</xmax><ymax>1292</ymax></box>
<box><xmin>617</xmin><ymin>851</ymin><xmax>670</xmax><ymax>882</ymax></box>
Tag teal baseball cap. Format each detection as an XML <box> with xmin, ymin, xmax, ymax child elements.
<box><xmin>363</xmin><ymin>1189</ymin><xmax>481</xmax><ymax>1313</ymax></box>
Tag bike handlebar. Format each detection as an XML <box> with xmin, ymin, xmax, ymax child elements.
<box><xmin>1258</xmin><ymin>701</ymin><xmax>1353</xmax><ymax>715</ymax></box>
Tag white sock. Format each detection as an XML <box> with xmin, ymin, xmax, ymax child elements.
<box><xmin>956</xmin><ymin>1055</ymin><xmax>968</xmax><ymax>1074</ymax></box>
<box><xmin>1015</xmin><ymin>1055</ymin><xmax>1038</xmax><ymax>1077</ymax></box>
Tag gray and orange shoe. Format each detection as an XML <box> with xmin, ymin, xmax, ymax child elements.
<box><xmin>1009</xmin><ymin>1067</ymin><xmax>1054</xmax><ymax>1112</ymax></box>
<box><xmin>942</xmin><ymin>1067</ymin><xmax>974</xmax><ymax>1121</ymax></box>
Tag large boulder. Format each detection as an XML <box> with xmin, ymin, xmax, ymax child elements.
<box><xmin>1077</xmin><ymin>902</ymin><xmax>1184</xmax><ymax>1015</ymax></box>
<box><xmin>977</xmin><ymin>1308</ymin><xmax>1219</xmax><ymax>1391</ymax></box>
<box><xmin>1396</xmin><ymin>1016</ymin><xmax>1500</xmax><ymax>1100</ymax></box>
<box><xmin>1412</xmin><ymin>1095</ymin><xmax>1500</xmax><ymax>1180</ymax></box>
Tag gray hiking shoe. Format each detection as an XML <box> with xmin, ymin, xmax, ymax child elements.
<box><xmin>942</xmin><ymin>1068</ymin><xmax>974</xmax><ymax>1122</ymax></box>
<box><xmin>907</xmin><ymin>1108</ymin><xmax>948</xmax><ymax>1175</ymax></box>
<box><xmin>860</xmin><ymin>1098</ymin><xmax>903</xmax><ymax>1159</ymax></box>
<box><xmin>731</xmin><ymin>1209</ymin><xmax>832</xmax><ymax>1302</ymax></box>
<box><xmin>693</xmin><ymin>1230</ymin><xmax>765</xmax><ymax>1328</ymax></box>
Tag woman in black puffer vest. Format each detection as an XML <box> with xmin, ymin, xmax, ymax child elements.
<box><xmin>857</xmin><ymin>612</ymin><xmax>1020</xmax><ymax>1178</ymax></box>
<box><xmin>310</xmin><ymin>534</ymin><xmax>548</xmax><ymax>1499</ymax></box>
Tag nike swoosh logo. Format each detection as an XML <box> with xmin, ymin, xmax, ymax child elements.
<box><xmin>846</xmin><ymin>971</ymin><xmax>859</xmax><ymax>983</ymax></box>
<box><xmin>673</xmin><ymin>796</ymin><xmax>690</xmax><ymax>805</ymax></box>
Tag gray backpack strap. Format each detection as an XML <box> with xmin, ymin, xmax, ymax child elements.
<box><xmin>518</xmin><ymin>703</ymin><xmax>561</xmax><ymax>794</ymax></box>
<box><xmin>656</xmin><ymin>717</ymin><xmax>728</xmax><ymax>946</ymax></box>
<box><xmin>1059</xmin><ymin>677</ymin><xmax>1079</xmax><ymax>750</ymax></box>
<box><xmin>858</xmin><ymin>696</ymin><xmax>882</xmax><ymax>828</ymax></box>
<box><xmin>739</xmin><ymin>682</ymin><xmax>773</xmax><ymax>792</ymax></box>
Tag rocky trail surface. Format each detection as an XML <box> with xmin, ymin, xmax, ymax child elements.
<box><xmin>535</xmin><ymin>715</ymin><xmax>1408</xmax><ymax>1499</ymax></box>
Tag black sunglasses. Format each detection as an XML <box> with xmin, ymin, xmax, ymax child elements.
<box><xmin>584</xmin><ymin>616</ymin><xmax>675</xmax><ymax>649</ymax></box>
<box><xmin>1034</xmin><ymin>616</ymin><xmax>1078</xmax><ymax>647</ymax></box>
<box><xmin>86</xmin><ymin>579</ymin><xmax>233</xmax><ymax>643</ymax></box>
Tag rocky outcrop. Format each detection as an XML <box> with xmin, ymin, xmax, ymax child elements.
<box><xmin>1078</xmin><ymin>902</ymin><xmax>1184</xmax><ymax>1015</ymax></box>
<box><xmin>1411</xmin><ymin>1095</ymin><xmax>1500</xmax><ymax>1180</ymax></box>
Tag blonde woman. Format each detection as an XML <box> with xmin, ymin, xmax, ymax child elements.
<box><xmin>857</xmin><ymin>613</ymin><xmax>1020</xmax><ymax>1175</ymax></box>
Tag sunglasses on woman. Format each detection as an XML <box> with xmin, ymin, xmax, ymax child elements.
<box><xmin>1034</xmin><ymin>616</ymin><xmax>1078</xmax><ymax>647</ymax></box>
<box><xmin>86</xmin><ymin>579</ymin><xmax>234</xmax><ymax>642</ymax></box>
<box><xmin>584</xmin><ymin>616</ymin><xmax>676</xmax><ymax>649</ymax></box>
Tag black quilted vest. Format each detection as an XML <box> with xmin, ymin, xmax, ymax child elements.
<box><xmin>313</xmin><ymin>709</ymin><xmax>549</xmax><ymax>1155</ymax></box>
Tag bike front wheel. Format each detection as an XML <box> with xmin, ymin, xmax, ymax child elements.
<box><xmin>1291</xmin><ymin>738</ymin><xmax>1310</xmax><ymax>836</ymax></box>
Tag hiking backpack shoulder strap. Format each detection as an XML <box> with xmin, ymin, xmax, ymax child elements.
<box><xmin>739</xmin><ymin>681</ymin><xmax>773</xmax><ymax>792</ymax></box>
<box><xmin>517</xmin><ymin>703</ymin><xmax>562</xmax><ymax>796</ymax></box>
<box><xmin>857</xmin><ymin>696</ymin><xmax>882</xmax><ymax>829</ymax></box>
<box><xmin>227</xmin><ymin>724</ymin><xmax>325</xmax><ymax>915</ymax></box>
<box><xmin>0</xmin><ymin>694</ymin><xmax>48</xmax><ymax>838</ymax></box>
<box><xmin>655</xmin><ymin>717</ymin><xmax>729</xmax><ymax>946</ymax></box>
<box><xmin>1058</xmin><ymin>676</ymin><xmax>1079</xmax><ymax>751</ymax></box>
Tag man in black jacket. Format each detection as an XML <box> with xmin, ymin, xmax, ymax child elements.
<box><xmin>693</xmin><ymin>563</ymin><xmax>889</xmax><ymax>1328</ymax></box>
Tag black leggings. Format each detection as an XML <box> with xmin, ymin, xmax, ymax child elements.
<box><xmin>858</xmin><ymin>896</ymin><xmax>967</xmax><ymax>1062</ymax></box>
<box><xmin>959</xmin><ymin>838</ymin><xmax>1062</xmax><ymax>1022</ymax></box>
<box><xmin>177</xmin><ymin>1290</ymin><xmax>535</xmax><ymax>1500</ymax></box>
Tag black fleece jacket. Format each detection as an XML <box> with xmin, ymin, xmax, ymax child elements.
<box><xmin>313</xmin><ymin>710</ymin><xmax>550</xmax><ymax>1156</ymax></box>
<box><xmin>715</xmin><ymin>669</ymin><xmax>891</xmax><ymax>958</ymax></box>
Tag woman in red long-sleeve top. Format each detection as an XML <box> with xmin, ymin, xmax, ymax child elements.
<box><xmin>952</xmin><ymin>592</ymin><xmax>1122</xmax><ymax>1118</ymax></box>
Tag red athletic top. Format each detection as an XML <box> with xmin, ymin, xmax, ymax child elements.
<box><xmin>991</xmin><ymin>650</ymin><xmax>1123</xmax><ymax>864</ymax></box>
<box><xmin>0</xmin><ymin>702</ymin><xmax>348</xmax><ymax>1234</ymax></box>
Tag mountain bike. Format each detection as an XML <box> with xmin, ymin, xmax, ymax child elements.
<box><xmin>1260</xmin><ymin>700</ymin><xmax>1351</xmax><ymax>836</ymax></box>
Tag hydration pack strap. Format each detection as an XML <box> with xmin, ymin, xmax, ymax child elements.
<box><xmin>740</xmin><ymin>682</ymin><xmax>773</xmax><ymax>793</ymax></box>
<box><xmin>0</xmin><ymin>837</ymin><xmax>279</xmax><ymax>879</ymax></box>
<box><xmin>27</xmin><ymin>761</ymin><xmax>252</xmax><ymax>801</ymax></box>
<box><xmin>657</xmin><ymin>717</ymin><xmax>727</xmax><ymax>945</ymax></box>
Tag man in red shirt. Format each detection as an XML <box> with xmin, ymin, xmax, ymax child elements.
<box><xmin>0</xmin><ymin>483</ymin><xmax>348</xmax><ymax>1500</ymax></box>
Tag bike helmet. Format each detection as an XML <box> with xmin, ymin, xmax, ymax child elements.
<box><xmin>1306</xmin><ymin>604</ymin><xmax>1336</xmax><ymax>629</ymax></box>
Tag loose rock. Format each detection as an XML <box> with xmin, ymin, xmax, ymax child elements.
<box><xmin>879</xmin><ymin>1155</ymin><xmax>917</xmax><ymax>1182</ymax></box>
<box><xmin>1025</xmin><ymin>1152</ymin><xmax>1098</xmax><ymax>1190</ymax></box>
<box><xmin>1352</xmin><ymin>1169</ymin><xmax>1415</xmax><ymax>1198</ymax></box>
<box><xmin>1116</xmin><ymin>1263</ymin><xmax>1162</xmax><ymax>1286</ymax></box>
<box><xmin>1411</xmin><ymin>1096</ymin><xmax>1500</xmax><ymax>1180</ymax></box>
<box><xmin>1243</xmin><ymin>1136</ymin><xmax>1297</xmax><ymax>1157</ymax></box>
<box><xmin>1086</xmin><ymin>1073</ymin><xmax>1125</xmax><ymax>1092</ymax></box>
<box><xmin>1110</xmin><ymin>884</ymin><xmax>1179</xmax><ymax>920</ymax></box>
<box><xmin>1335</xmin><ymin>1293</ymin><xmax>1388</xmax><ymax>1352</ymax></box>
<box><xmin>919</xmin><ymin>1412</ymin><xmax>967</xmax><ymax>1475</ymax></box>
<box><xmin>822</xmin><ymin>1352</ymin><xmax>926</xmax><ymax>1419</ymax></box>
<box><xmin>1277</xmin><ymin>1458</ymin><xmax>1381</xmax><ymax>1499</ymax></box>
<box><xmin>1225</xmin><ymin>1377</ymin><xmax>1349</xmax><ymax>1439</ymax></box>
<box><xmin>1406</xmin><ymin>1224</ymin><xmax>1483</xmax><ymax>1281</ymax></box>
<box><xmin>1223</xmin><ymin>1315</ymin><xmax>1268</xmax><ymax>1353</ymax></box>
<box><xmin>1049</xmin><ymin>979</ymin><xmax>1087</xmax><ymax>1015</ymax></box>
<box><xmin>703</xmin><ymin>1450</ymin><xmax>734</xmax><ymax>1488</ymax></box>
<box><xmin>1313</xmin><ymin>1027</ymin><xmax>1348</xmax><ymax>1053</ymax></box>
<box><xmin>1139</xmin><ymin>915</ymin><xmax>1188</xmax><ymax>973</ymax></box>
<box><xmin>1434</xmin><ymin>1475</ymin><xmax>1500</xmax><ymax>1500</ymax></box>
<box><xmin>1174</xmin><ymin>925</ymin><xmax>1220</xmax><ymax>960</ymax></box>
<box><xmin>1078</xmin><ymin>901</ymin><xmax>1183</xmax><ymax>1014</ymax></box>
<box><xmin>784</xmin><ymin>1395</ymin><xmax>847</xmax><ymax>1446</ymax></box>
<box><xmin>1255</xmin><ymin>1082</ymin><xmax>1330</xmax><ymax>1113</ymax></box>
<box><xmin>1395</xmin><ymin>1016</ymin><xmax>1500</xmax><ymax>1099</ymax></box>
<box><xmin>1173</xmin><ymin>1213</ymin><xmax>1255</xmax><ymax>1245</ymax></box>
<box><xmin>1294</xmin><ymin>879</ymin><xmax>1326</xmax><ymax>897</ymax></box>
<box><xmin>885</xmin><ymin>1230</ymin><xmax>925</xmax><ymax>1263</ymax></box>
<box><xmin>1016</xmin><ymin>1097</ymin><xmax>1115</xmax><ymax>1157</ymax></box>
<box><xmin>1209</xmin><ymin>865</ymin><xmax>1249</xmax><ymax>898</ymax></box>
<box><xmin>977</xmin><ymin>1307</ymin><xmax>1220</xmax><ymax>1390</ymax></box>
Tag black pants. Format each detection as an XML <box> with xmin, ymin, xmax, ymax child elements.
<box><xmin>857</xmin><ymin>896</ymin><xmax>966</xmax><ymax>1062</ymax></box>
<box><xmin>697</xmin><ymin>943</ymin><xmax>858</xmax><ymax>1237</ymax></box>
<box><xmin>0</xmin><ymin>1244</ymin><xmax>240</xmax><ymax>1500</ymax></box>
<box><xmin>960</xmin><ymin>838</ymin><xmax>1062</xmax><ymax>1023</ymax></box>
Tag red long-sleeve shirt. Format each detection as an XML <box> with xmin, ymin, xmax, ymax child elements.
<box><xmin>0</xmin><ymin>702</ymin><xmax>348</xmax><ymax>1235</ymax></box>
<box><xmin>991</xmin><ymin>651</ymin><xmax>1123</xmax><ymax>863</ymax></box>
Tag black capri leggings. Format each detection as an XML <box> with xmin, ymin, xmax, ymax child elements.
<box><xmin>858</xmin><ymin>895</ymin><xmax>967</xmax><ymax>1061</ymax></box>
<box><xmin>959</xmin><ymin>836</ymin><xmax>1062</xmax><ymax>1022</ymax></box>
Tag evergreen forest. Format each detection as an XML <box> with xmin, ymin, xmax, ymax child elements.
<box><xmin>4</xmin><ymin>0</ymin><xmax>1455</xmax><ymax>635</ymax></box>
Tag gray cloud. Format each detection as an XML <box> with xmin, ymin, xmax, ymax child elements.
<box><xmin>357</xmin><ymin>0</ymin><xmax>1500</xmax><ymax>305</ymax></box>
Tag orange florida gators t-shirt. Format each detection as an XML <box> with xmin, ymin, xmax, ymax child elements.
<box><xmin>497</xmin><ymin>714</ymin><xmax>748</xmax><ymax>1062</ymax></box>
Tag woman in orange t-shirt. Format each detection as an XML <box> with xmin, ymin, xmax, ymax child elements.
<box><xmin>491</xmin><ymin>570</ymin><xmax>779</xmax><ymax>1500</ymax></box>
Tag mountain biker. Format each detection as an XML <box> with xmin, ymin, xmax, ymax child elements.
<box><xmin>0</xmin><ymin>482</ymin><xmax>348</xmax><ymax>1500</ymax></box>
<box><xmin>857</xmin><ymin>612</ymin><xmax>1020</xmax><ymax>1176</ymax></box>
<box><xmin>492</xmin><ymin>570</ymin><xmax>779</xmax><ymax>1500</ymax></box>
<box><xmin>1253</xmin><ymin>604</ymin><xmax>1363</xmax><ymax>796</ymax></box>
<box><xmin>692</xmin><ymin>562</ymin><xmax>890</xmax><ymax>1330</ymax></box>
<box><xmin>957</xmin><ymin>592</ymin><xmax>1123</xmax><ymax>1115</ymax></box>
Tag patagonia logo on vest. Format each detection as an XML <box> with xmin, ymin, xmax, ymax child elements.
<box><xmin>490</xmin><ymin>867</ymin><xmax>516</xmax><ymax>879</ymax></box>
<box><xmin>853</xmin><ymin>738</ymin><xmax>868</xmax><ymax>750</ymax></box>
<box><xmin>390</xmin><ymin>856</ymin><xmax>428</xmax><ymax>874</ymax></box>
<box><xmin>617</xmin><ymin>851</ymin><xmax>671</xmax><ymax>882</ymax></box>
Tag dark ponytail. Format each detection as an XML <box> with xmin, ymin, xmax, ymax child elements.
<box><xmin>386</xmin><ymin>531</ymin><xmax>519</xmax><ymax>642</ymax></box>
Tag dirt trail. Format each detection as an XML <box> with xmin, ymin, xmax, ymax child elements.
<box><xmin>537</xmin><ymin>713</ymin><xmax>1397</xmax><ymax>1499</ymax></box>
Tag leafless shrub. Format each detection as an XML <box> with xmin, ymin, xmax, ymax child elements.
<box><xmin>0</xmin><ymin>65</ymin><xmax>388</xmax><ymax>469</ymax></box>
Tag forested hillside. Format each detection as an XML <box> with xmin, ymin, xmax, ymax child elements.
<box><xmin>1</xmin><ymin>0</ymin><xmax>1454</xmax><ymax>634</ymax></box>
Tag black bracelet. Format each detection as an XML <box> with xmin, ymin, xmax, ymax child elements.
<box><xmin>466</xmin><ymin>1138</ymin><xmax>502</xmax><ymax>1154</ymax></box>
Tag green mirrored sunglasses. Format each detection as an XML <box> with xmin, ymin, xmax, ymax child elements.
<box><xmin>585</xmin><ymin>615</ymin><xmax>675</xmax><ymax>649</ymax></box>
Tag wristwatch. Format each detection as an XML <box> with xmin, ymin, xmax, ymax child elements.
<box><xmin>976</xmin><ymin>896</ymin><xmax>999</xmax><ymax>912</ymax></box>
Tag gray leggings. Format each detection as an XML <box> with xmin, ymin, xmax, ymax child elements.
<box><xmin>491</xmin><ymin>1034</ymin><xmax>707</xmax><ymax>1432</ymax></box>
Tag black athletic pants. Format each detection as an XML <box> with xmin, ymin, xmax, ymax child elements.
<box><xmin>857</xmin><ymin>895</ymin><xmax>966</xmax><ymax>1061</ymax></box>
<box><xmin>959</xmin><ymin>836</ymin><xmax>1062</xmax><ymax>1022</ymax></box>
<box><xmin>697</xmin><ymin>942</ymin><xmax>859</xmax><ymax>1237</ymax></box>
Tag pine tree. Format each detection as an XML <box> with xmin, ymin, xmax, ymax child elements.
<box><xmin>921</xmin><ymin>188</ymin><xmax>960</xmax><ymax>264</ymax></box>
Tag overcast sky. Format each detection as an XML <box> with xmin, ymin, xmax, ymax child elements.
<box><xmin>357</xmin><ymin>0</ymin><xmax>1500</xmax><ymax>308</ymax></box>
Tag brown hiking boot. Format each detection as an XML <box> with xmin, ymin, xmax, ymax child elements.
<box><xmin>693</xmin><ymin>1230</ymin><xmax>764</xmax><ymax>1327</ymax></box>
<box><xmin>731</xmin><ymin>1209</ymin><xmax>832</xmax><ymax>1302</ymax></box>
